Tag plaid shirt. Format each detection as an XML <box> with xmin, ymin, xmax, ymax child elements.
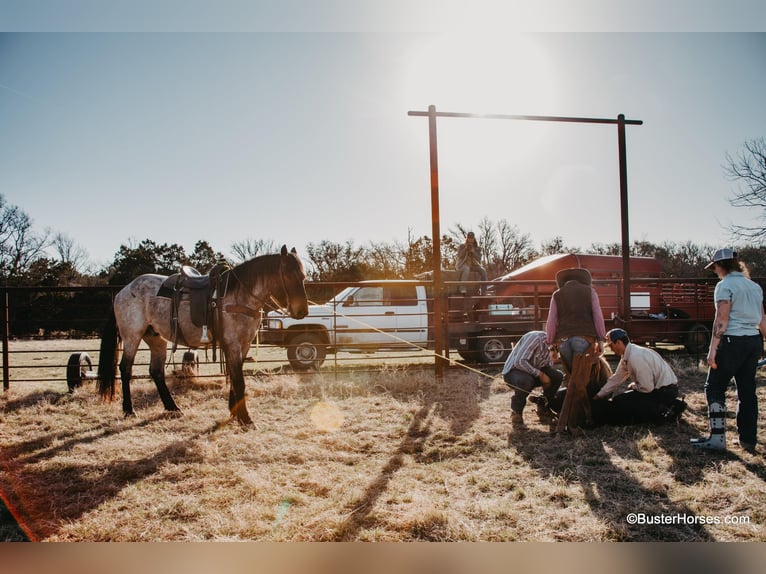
<box><xmin>501</xmin><ymin>331</ymin><xmax>552</xmax><ymax>378</ymax></box>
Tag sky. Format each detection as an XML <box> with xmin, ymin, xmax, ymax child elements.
<box><xmin>1</xmin><ymin>2</ymin><xmax>766</xmax><ymax>269</ymax></box>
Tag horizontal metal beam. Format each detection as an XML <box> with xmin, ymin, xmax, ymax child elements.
<box><xmin>408</xmin><ymin>110</ymin><xmax>643</xmax><ymax>126</ymax></box>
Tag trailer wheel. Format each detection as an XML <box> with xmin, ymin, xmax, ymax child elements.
<box><xmin>66</xmin><ymin>352</ymin><xmax>93</xmax><ymax>393</ymax></box>
<box><xmin>684</xmin><ymin>323</ymin><xmax>710</xmax><ymax>355</ymax></box>
<box><xmin>473</xmin><ymin>332</ymin><xmax>513</xmax><ymax>364</ymax></box>
<box><xmin>287</xmin><ymin>332</ymin><xmax>327</xmax><ymax>371</ymax></box>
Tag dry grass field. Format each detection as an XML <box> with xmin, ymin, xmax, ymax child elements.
<box><xmin>1</xmin><ymin>339</ymin><xmax>765</xmax><ymax>542</ymax></box>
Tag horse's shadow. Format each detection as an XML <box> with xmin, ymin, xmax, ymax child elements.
<box><xmin>329</xmin><ymin>374</ymin><xmax>492</xmax><ymax>540</ymax></box>
<box><xmin>1</xmin><ymin>389</ymin><xmax>74</xmax><ymax>413</ymax></box>
<box><xmin>0</xmin><ymin>415</ymin><xmax>220</xmax><ymax>541</ymax></box>
<box><xmin>510</xmin><ymin>425</ymin><xmax>716</xmax><ymax>541</ymax></box>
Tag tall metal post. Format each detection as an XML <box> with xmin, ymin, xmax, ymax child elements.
<box><xmin>2</xmin><ymin>290</ymin><xmax>9</xmax><ymax>391</ymax></box>
<box><xmin>428</xmin><ymin>105</ymin><xmax>447</xmax><ymax>377</ymax></box>
<box><xmin>617</xmin><ymin>114</ymin><xmax>632</xmax><ymax>329</ymax></box>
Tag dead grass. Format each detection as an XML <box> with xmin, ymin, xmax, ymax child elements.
<box><xmin>1</xmin><ymin>346</ymin><xmax>766</xmax><ymax>541</ymax></box>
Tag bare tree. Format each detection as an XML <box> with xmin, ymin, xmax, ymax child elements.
<box><xmin>0</xmin><ymin>194</ymin><xmax>52</xmax><ymax>283</ymax></box>
<box><xmin>476</xmin><ymin>217</ymin><xmax>497</xmax><ymax>269</ymax></box>
<box><xmin>725</xmin><ymin>137</ymin><xmax>766</xmax><ymax>241</ymax></box>
<box><xmin>229</xmin><ymin>238</ymin><xmax>277</xmax><ymax>263</ymax></box>
<box><xmin>366</xmin><ymin>240</ymin><xmax>404</xmax><ymax>278</ymax></box>
<box><xmin>53</xmin><ymin>232</ymin><xmax>90</xmax><ymax>273</ymax></box>
<box><xmin>495</xmin><ymin>219</ymin><xmax>535</xmax><ymax>275</ymax></box>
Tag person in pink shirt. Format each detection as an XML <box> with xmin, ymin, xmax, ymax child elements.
<box><xmin>545</xmin><ymin>267</ymin><xmax>606</xmax><ymax>373</ymax></box>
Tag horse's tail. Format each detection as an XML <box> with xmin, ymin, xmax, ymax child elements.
<box><xmin>97</xmin><ymin>307</ymin><xmax>119</xmax><ymax>401</ymax></box>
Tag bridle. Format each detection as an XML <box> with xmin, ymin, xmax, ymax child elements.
<box><xmin>223</xmin><ymin>255</ymin><xmax>303</xmax><ymax>319</ymax></box>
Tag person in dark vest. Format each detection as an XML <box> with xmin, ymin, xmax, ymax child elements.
<box><xmin>545</xmin><ymin>267</ymin><xmax>607</xmax><ymax>433</ymax></box>
<box><xmin>545</xmin><ymin>268</ymin><xmax>606</xmax><ymax>372</ymax></box>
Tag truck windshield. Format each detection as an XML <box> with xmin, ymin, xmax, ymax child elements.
<box><xmin>327</xmin><ymin>287</ymin><xmax>356</xmax><ymax>305</ymax></box>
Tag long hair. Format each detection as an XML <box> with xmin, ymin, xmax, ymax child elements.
<box><xmin>717</xmin><ymin>258</ymin><xmax>747</xmax><ymax>276</ymax></box>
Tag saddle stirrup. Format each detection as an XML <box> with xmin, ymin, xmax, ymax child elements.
<box><xmin>200</xmin><ymin>324</ymin><xmax>210</xmax><ymax>344</ymax></box>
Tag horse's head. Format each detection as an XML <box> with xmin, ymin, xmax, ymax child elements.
<box><xmin>279</xmin><ymin>245</ymin><xmax>309</xmax><ymax>319</ymax></box>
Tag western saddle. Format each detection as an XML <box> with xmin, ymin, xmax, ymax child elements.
<box><xmin>157</xmin><ymin>263</ymin><xmax>230</xmax><ymax>353</ymax></box>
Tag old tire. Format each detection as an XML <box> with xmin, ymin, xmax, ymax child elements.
<box><xmin>66</xmin><ymin>352</ymin><xmax>93</xmax><ymax>393</ymax></box>
<box><xmin>684</xmin><ymin>323</ymin><xmax>710</xmax><ymax>355</ymax></box>
<box><xmin>287</xmin><ymin>332</ymin><xmax>327</xmax><ymax>371</ymax></box>
<box><xmin>473</xmin><ymin>332</ymin><xmax>513</xmax><ymax>364</ymax></box>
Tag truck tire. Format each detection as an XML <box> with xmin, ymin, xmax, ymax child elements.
<box><xmin>473</xmin><ymin>332</ymin><xmax>513</xmax><ymax>364</ymax></box>
<box><xmin>287</xmin><ymin>332</ymin><xmax>327</xmax><ymax>371</ymax></box>
<box><xmin>684</xmin><ymin>323</ymin><xmax>710</xmax><ymax>355</ymax></box>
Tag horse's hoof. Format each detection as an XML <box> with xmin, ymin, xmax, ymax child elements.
<box><xmin>164</xmin><ymin>409</ymin><xmax>183</xmax><ymax>418</ymax></box>
<box><xmin>123</xmin><ymin>411</ymin><xmax>137</xmax><ymax>418</ymax></box>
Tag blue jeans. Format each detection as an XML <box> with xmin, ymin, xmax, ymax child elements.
<box><xmin>704</xmin><ymin>334</ymin><xmax>762</xmax><ymax>444</ymax></box>
<box><xmin>457</xmin><ymin>264</ymin><xmax>488</xmax><ymax>294</ymax></box>
<box><xmin>558</xmin><ymin>336</ymin><xmax>592</xmax><ymax>373</ymax></box>
<box><xmin>505</xmin><ymin>367</ymin><xmax>564</xmax><ymax>414</ymax></box>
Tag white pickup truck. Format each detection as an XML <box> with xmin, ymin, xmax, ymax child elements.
<box><xmin>260</xmin><ymin>280</ymin><xmax>524</xmax><ymax>370</ymax></box>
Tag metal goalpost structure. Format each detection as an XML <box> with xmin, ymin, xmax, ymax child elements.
<box><xmin>408</xmin><ymin>105</ymin><xmax>643</xmax><ymax>375</ymax></box>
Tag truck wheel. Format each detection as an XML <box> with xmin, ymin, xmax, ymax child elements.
<box><xmin>287</xmin><ymin>332</ymin><xmax>327</xmax><ymax>371</ymax></box>
<box><xmin>474</xmin><ymin>332</ymin><xmax>513</xmax><ymax>364</ymax></box>
<box><xmin>684</xmin><ymin>323</ymin><xmax>710</xmax><ymax>355</ymax></box>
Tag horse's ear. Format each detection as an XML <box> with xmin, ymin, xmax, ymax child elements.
<box><xmin>290</xmin><ymin>247</ymin><xmax>297</xmax><ymax>254</ymax></box>
<box><xmin>280</xmin><ymin>244</ymin><xmax>288</xmax><ymax>256</ymax></box>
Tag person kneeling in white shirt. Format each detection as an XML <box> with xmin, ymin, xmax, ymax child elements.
<box><xmin>594</xmin><ymin>328</ymin><xmax>684</xmax><ymax>424</ymax></box>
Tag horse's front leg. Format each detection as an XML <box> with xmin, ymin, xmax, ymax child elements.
<box><xmin>228</xmin><ymin>358</ymin><xmax>253</xmax><ymax>425</ymax></box>
<box><xmin>225</xmin><ymin>336</ymin><xmax>253</xmax><ymax>425</ymax></box>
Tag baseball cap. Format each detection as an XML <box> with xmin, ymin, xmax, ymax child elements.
<box><xmin>605</xmin><ymin>328</ymin><xmax>628</xmax><ymax>344</ymax></box>
<box><xmin>704</xmin><ymin>248</ymin><xmax>737</xmax><ymax>269</ymax></box>
<box><xmin>466</xmin><ymin>231</ymin><xmax>475</xmax><ymax>238</ymax></box>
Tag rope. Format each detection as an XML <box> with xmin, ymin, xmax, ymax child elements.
<box><xmin>300</xmin><ymin>298</ymin><xmax>544</xmax><ymax>397</ymax></box>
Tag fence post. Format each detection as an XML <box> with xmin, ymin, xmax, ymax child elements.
<box><xmin>2</xmin><ymin>289</ymin><xmax>9</xmax><ymax>391</ymax></box>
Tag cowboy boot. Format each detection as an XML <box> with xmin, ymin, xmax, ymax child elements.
<box><xmin>536</xmin><ymin>400</ymin><xmax>555</xmax><ymax>424</ymax></box>
<box><xmin>690</xmin><ymin>402</ymin><xmax>726</xmax><ymax>451</ymax></box>
<box><xmin>510</xmin><ymin>411</ymin><xmax>525</xmax><ymax>428</ymax></box>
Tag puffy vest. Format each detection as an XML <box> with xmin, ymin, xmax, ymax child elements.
<box><xmin>552</xmin><ymin>280</ymin><xmax>597</xmax><ymax>340</ymax></box>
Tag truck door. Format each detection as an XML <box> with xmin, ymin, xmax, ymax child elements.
<box><xmin>385</xmin><ymin>285</ymin><xmax>428</xmax><ymax>345</ymax></box>
<box><xmin>334</xmin><ymin>286</ymin><xmax>396</xmax><ymax>347</ymax></box>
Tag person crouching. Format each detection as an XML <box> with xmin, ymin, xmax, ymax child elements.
<box><xmin>503</xmin><ymin>330</ymin><xmax>565</xmax><ymax>428</ymax></box>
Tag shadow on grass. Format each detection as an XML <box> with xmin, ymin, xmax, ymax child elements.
<box><xmin>0</xmin><ymin>414</ymin><xmax>222</xmax><ymax>541</ymax></box>
<box><xmin>330</xmin><ymin>374</ymin><xmax>491</xmax><ymax>540</ymax></box>
<box><xmin>510</xmin><ymin>423</ymin><xmax>715</xmax><ymax>541</ymax></box>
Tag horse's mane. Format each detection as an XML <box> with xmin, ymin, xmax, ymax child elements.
<box><xmin>225</xmin><ymin>253</ymin><xmax>282</xmax><ymax>294</ymax></box>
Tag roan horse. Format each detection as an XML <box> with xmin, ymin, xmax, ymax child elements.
<box><xmin>97</xmin><ymin>245</ymin><xmax>309</xmax><ymax>425</ymax></box>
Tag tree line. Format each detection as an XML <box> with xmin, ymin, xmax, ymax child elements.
<box><xmin>2</xmin><ymin>136</ymin><xmax>766</xmax><ymax>287</ymax></box>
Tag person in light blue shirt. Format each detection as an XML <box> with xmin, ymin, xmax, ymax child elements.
<box><xmin>691</xmin><ymin>249</ymin><xmax>766</xmax><ymax>453</ymax></box>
